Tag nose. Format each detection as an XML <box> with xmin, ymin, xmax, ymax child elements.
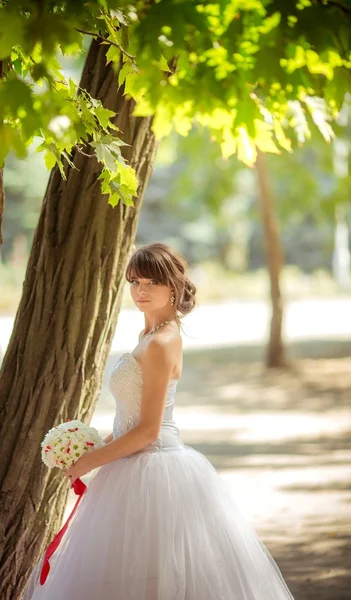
<box><xmin>136</xmin><ymin>283</ymin><xmax>148</xmax><ymax>297</ymax></box>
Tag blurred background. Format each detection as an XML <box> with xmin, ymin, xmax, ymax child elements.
<box><xmin>1</xmin><ymin>99</ymin><xmax>351</xmax><ymax>310</ymax></box>
<box><xmin>1</xmin><ymin>64</ymin><xmax>350</xmax><ymax>600</ymax></box>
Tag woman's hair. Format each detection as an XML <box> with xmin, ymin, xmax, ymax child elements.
<box><xmin>126</xmin><ymin>243</ymin><xmax>196</xmax><ymax>319</ymax></box>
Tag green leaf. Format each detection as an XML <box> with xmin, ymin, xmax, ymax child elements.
<box><xmin>108</xmin><ymin>139</ymin><xmax>129</xmax><ymax>150</ymax></box>
<box><xmin>94</xmin><ymin>105</ymin><xmax>116</xmax><ymax>130</ymax></box>
<box><xmin>220</xmin><ymin>128</ymin><xmax>237</xmax><ymax>159</ymax></box>
<box><xmin>92</xmin><ymin>142</ymin><xmax>117</xmax><ymax>172</ymax></box>
<box><xmin>118</xmin><ymin>163</ymin><xmax>138</xmax><ymax>195</ymax></box>
<box><xmin>0</xmin><ymin>13</ymin><xmax>24</xmax><ymax>58</ymax></box>
<box><xmin>304</xmin><ymin>96</ymin><xmax>335</xmax><ymax>142</ymax></box>
<box><xmin>108</xmin><ymin>192</ymin><xmax>120</xmax><ymax>207</ymax></box>
<box><xmin>157</xmin><ymin>55</ymin><xmax>172</xmax><ymax>73</ymax></box>
<box><xmin>273</xmin><ymin>120</ymin><xmax>292</xmax><ymax>153</ymax></box>
<box><xmin>68</xmin><ymin>78</ymin><xmax>76</xmax><ymax>98</ymax></box>
<box><xmin>254</xmin><ymin>119</ymin><xmax>280</xmax><ymax>155</ymax></box>
<box><xmin>0</xmin><ymin>124</ymin><xmax>27</xmax><ymax>162</ymax></box>
<box><xmin>173</xmin><ymin>102</ymin><xmax>194</xmax><ymax>136</ymax></box>
<box><xmin>133</xmin><ymin>97</ymin><xmax>154</xmax><ymax>117</ymax></box>
<box><xmin>113</xmin><ymin>10</ymin><xmax>129</xmax><ymax>27</ymax></box>
<box><xmin>118</xmin><ymin>61</ymin><xmax>133</xmax><ymax>86</ymax></box>
<box><xmin>119</xmin><ymin>188</ymin><xmax>135</xmax><ymax>206</ymax></box>
<box><xmin>106</xmin><ymin>44</ymin><xmax>121</xmax><ymax>65</ymax></box>
<box><xmin>44</xmin><ymin>150</ymin><xmax>57</xmax><ymax>170</ymax></box>
<box><xmin>236</xmin><ymin>126</ymin><xmax>257</xmax><ymax>167</ymax></box>
<box><xmin>123</xmin><ymin>72</ymin><xmax>143</xmax><ymax>99</ymax></box>
<box><xmin>152</xmin><ymin>105</ymin><xmax>173</xmax><ymax>138</ymax></box>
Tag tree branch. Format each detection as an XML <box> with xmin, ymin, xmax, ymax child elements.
<box><xmin>75</xmin><ymin>28</ymin><xmax>136</xmax><ymax>61</ymax></box>
<box><xmin>75</xmin><ymin>145</ymin><xmax>94</xmax><ymax>158</ymax></box>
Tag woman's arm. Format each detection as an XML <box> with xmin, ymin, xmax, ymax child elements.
<box><xmin>86</xmin><ymin>424</ymin><xmax>157</xmax><ymax>470</ymax></box>
<box><xmin>102</xmin><ymin>432</ymin><xmax>114</xmax><ymax>444</ymax></box>
<box><xmin>64</xmin><ymin>424</ymin><xmax>156</xmax><ymax>482</ymax></box>
<box><xmin>65</xmin><ymin>340</ymin><xmax>175</xmax><ymax>479</ymax></box>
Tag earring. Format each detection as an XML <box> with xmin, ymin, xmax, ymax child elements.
<box><xmin>170</xmin><ymin>294</ymin><xmax>175</xmax><ymax>306</ymax></box>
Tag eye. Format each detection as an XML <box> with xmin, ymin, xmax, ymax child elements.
<box><xmin>130</xmin><ymin>279</ymin><xmax>139</xmax><ymax>285</ymax></box>
<box><xmin>148</xmin><ymin>279</ymin><xmax>158</xmax><ymax>285</ymax></box>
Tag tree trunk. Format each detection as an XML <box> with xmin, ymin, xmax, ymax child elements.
<box><xmin>0</xmin><ymin>39</ymin><xmax>158</xmax><ymax>600</ymax></box>
<box><xmin>255</xmin><ymin>150</ymin><xmax>286</xmax><ymax>368</ymax></box>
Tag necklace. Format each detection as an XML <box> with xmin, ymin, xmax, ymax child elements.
<box><xmin>141</xmin><ymin>319</ymin><xmax>175</xmax><ymax>340</ymax></box>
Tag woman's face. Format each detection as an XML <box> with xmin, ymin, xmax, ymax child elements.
<box><xmin>129</xmin><ymin>276</ymin><xmax>172</xmax><ymax>313</ymax></box>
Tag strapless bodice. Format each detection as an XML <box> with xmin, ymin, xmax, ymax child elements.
<box><xmin>108</xmin><ymin>353</ymin><xmax>184</xmax><ymax>454</ymax></box>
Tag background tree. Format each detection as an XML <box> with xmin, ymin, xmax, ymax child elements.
<box><xmin>256</xmin><ymin>150</ymin><xmax>285</xmax><ymax>366</ymax></box>
<box><xmin>1</xmin><ymin>2</ymin><xmax>351</xmax><ymax>598</ymax></box>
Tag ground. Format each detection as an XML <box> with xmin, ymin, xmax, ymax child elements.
<box><xmin>176</xmin><ymin>343</ymin><xmax>351</xmax><ymax>600</ymax></box>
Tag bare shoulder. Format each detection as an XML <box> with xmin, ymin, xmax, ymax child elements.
<box><xmin>145</xmin><ymin>329</ymin><xmax>181</xmax><ymax>359</ymax></box>
<box><xmin>141</xmin><ymin>328</ymin><xmax>182</xmax><ymax>376</ymax></box>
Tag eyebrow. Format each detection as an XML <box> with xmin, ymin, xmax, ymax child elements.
<box><xmin>130</xmin><ymin>276</ymin><xmax>154</xmax><ymax>280</ymax></box>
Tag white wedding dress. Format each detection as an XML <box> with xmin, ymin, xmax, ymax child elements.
<box><xmin>23</xmin><ymin>352</ymin><xmax>295</xmax><ymax>600</ymax></box>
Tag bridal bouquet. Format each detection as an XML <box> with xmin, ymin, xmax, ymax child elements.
<box><xmin>41</xmin><ymin>419</ymin><xmax>104</xmax><ymax>470</ymax></box>
<box><xmin>40</xmin><ymin>420</ymin><xmax>104</xmax><ymax>585</ymax></box>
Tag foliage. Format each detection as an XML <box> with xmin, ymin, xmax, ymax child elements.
<box><xmin>0</xmin><ymin>0</ymin><xmax>351</xmax><ymax>207</ymax></box>
<box><xmin>164</xmin><ymin>93</ymin><xmax>351</xmax><ymax>215</ymax></box>
<box><xmin>138</xmin><ymin>97</ymin><xmax>350</xmax><ymax>271</ymax></box>
<box><xmin>0</xmin><ymin>0</ymin><xmax>139</xmax><ymax>205</ymax></box>
<box><xmin>129</xmin><ymin>0</ymin><xmax>351</xmax><ymax>158</ymax></box>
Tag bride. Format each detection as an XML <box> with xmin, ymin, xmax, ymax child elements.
<box><xmin>23</xmin><ymin>242</ymin><xmax>295</xmax><ymax>599</ymax></box>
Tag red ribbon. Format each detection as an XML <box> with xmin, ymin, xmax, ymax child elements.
<box><xmin>40</xmin><ymin>477</ymin><xmax>87</xmax><ymax>585</ymax></box>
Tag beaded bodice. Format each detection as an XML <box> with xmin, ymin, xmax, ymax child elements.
<box><xmin>108</xmin><ymin>353</ymin><xmax>183</xmax><ymax>453</ymax></box>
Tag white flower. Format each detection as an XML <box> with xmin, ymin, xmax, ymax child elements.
<box><xmin>41</xmin><ymin>420</ymin><xmax>104</xmax><ymax>470</ymax></box>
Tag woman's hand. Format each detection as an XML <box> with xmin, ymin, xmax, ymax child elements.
<box><xmin>63</xmin><ymin>452</ymin><xmax>96</xmax><ymax>485</ymax></box>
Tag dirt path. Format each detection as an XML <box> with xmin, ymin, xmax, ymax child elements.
<box><xmin>175</xmin><ymin>345</ymin><xmax>351</xmax><ymax>600</ymax></box>
<box><xmin>68</xmin><ymin>340</ymin><xmax>351</xmax><ymax>600</ymax></box>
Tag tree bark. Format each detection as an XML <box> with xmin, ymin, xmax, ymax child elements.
<box><xmin>0</xmin><ymin>39</ymin><xmax>158</xmax><ymax>600</ymax></box>
<box><xmin>255</xmin><ymin>150</ymin><xmax>286</xmax><ymax>368</ymax></box>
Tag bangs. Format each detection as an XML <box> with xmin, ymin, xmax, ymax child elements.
<box><xmin>126</xmin><ymin>248</ymin><xmax>169</xmax><ymax>285</ymax></box>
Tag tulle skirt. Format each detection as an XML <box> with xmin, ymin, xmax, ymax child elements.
<box><xmin>22</xmin><ymin>445</ymin><xmax>294</xmax><ymax>600</ymax></box>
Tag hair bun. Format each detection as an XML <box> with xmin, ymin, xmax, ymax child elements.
<box><xmin>178</xmin><ymin>277</ymin><xmax>196</xmax><ymax>316</ymax></box>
